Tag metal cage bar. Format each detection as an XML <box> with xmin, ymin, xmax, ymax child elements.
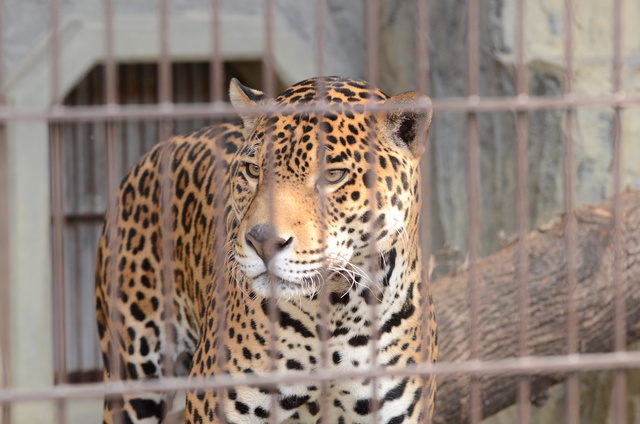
<box><xmin>562</xmin><ymin>1</ymin><xmax>580</xmax><ymax>422</ymax></box>
<box><xmin>515</xmin><ymin>0</ymin><xmax>531</xmax><ymax>422</ymax></box>
<box><xmin>611</xmin><ymin>0</ymin><xmax>628</xmax><ymax>423</ymax></box>
<box><xmin>465</xmin><ymin>0</ymin><xmax>482</xmax><ymax>422</ymax></box>
<box><xmin>0</xmin><ymin>0</ymin><xmax>10</xmax><ymax>420</ymax></box>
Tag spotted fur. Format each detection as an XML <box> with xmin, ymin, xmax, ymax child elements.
<box><xmin>96</xmin><ymin>76</ymin><xmax>437</xmax><ymax>424</ymax></box>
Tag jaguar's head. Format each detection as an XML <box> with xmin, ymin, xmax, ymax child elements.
<box><xmin>228</xmin><ymin>76</ymin><xmax>432</xmax><ymax>297</ymax></box>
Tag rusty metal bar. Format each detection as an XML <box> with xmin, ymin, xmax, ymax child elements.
<box><xmin>104</xmin><ymin>0</ymin><xmax>117</xmax><ymax>106</ymax></box>
<box><xmin>0</xmin><ymin>126</ymin><xmax>10</xmax><ymax>424</ymax></box>
<box><xmin>0</xmin><ymin>131</ymin><xmax>9</xmax><ymax>424</ymax></box>
<box><xmin>365</xmin><ymin>2</ymin><xmax>381</xmax><ymax>421</ymax></box>
<box><xmin>210</xmin><ymin>0</ymin><xmax>224</xmax><ymax>103</ymax></box>
<box><xmin>0</xmin><ymin>0</ymin><xmax>4</xmax><ymax>107</ymax></box>
<box><xmin>209</xmin><ymin>2</ymin><xmax>228</xmax><ymax>420</ymax></box>
<box><xmin>263</xmin><ymin>0</ymin><xmax>276</xmax><ymax>98</ymax></box>
<box><xmin>365</xmin><ymin>0</ymin><xmax>379</xmax><ymax>86</ymax></box>
<box><xmin>72</xmin><ymin>224</ymin><xmax>83</xmax><ymax>373</ymax></box>
<box><xmin>563</xmin><ymin>0</ymin><xmax>579</xmax><ymax>422</ymax></box>
<box><xmin>158</xmin><ymin>0</ymin><xmax>172</xmax><ymax>143</ymax></box>
<box><xmin>261</xmin><ymin>3</ymin><xmax>279</xmax><ymax>420</ymax></box>
<box><xmin>158</xmin><ymin>0</ymin><xmax>171</xmax><ymax>106</ymax></box>
<box><xmin>50</xmin><ymin>0</ymin><xmax>67</xmax><ymax>422</ymax></box>
<box><xmin>0</xmin><ymin>92</ymin><xmax>639</xmax><ymax>124</ymax></box>
<box><xmin>212</xmin><ymin>17</ymin><xmax>229</xmax><ymax>424</ymax></box>
<box><xmin>4</xmin><ymin>351</ymin><xmax>640</xmax><ymax>405</ymax></box>
<box><xmin>611</xmin><ymin>0</ymin><xmax>627</xmax><ymax>422</ymax></box>
<box><xmin>101</xmin><ymin>9</ymin><xmax>119</xmax><ymax>412</ymax></box>
<box><xmin>50</xmin><ymin>0</ymin><xmax>62</xmax><ymax>107</ymax></box>
<box><xmin>158</xmin><ymin>8</ymin><xmax>178</xmax><ymax>418</ymax></box>
<box><xmin>265</xmin><ymin>114</ymin><xmax>279</xmax><ymax>424</ymax></box>
<box><xmin>466</xmin><ymin>0</ymin><xmax>482</xmax><ymax>422</ymax></box>
<box><xmin>416</xmin><ymin>0</ymin><xmax>434</xmax><ymax>421</ymax></box>
<box><xmin>105</xmin><ymin>106</ymin><xmax>123</xmax><ymax>424</ymax></box>
<box><xmin>416</xmin><ymin>0</ymin><xmax>430</xmax><ymax>95</ymax></box>
<box><xmin>515</xmin><ymin>0</ymin><xmax>531</xmax><ymax>423</ymax></box>
<box><xmin>313</xmin><ymin>4</ymin><xmax>332</xmax><ymax>424</ymax></box>
<box><xmin>315</xmin><ymin>0</ymin><xmax>326</xmax><ymax>80</ymax></box>
<box><xmin>50</xmin><ymin>122</ymin><xmax>68</xmax><ymax>424</ymax></box>
<box><xmin>314</xmin><ymin>86</ymin><xmax>332</xmax><ymax>424</ymax></box>
<box><xmin>0</xmin><ymin>0</ymin><xmax>11</xmax><ymax>421</ymax></box>
<box><xmin>100</xmin><ymin>3</ymin><xmax>121</xmax><ymax>421</ymax></box>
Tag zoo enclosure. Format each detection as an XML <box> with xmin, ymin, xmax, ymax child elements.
<box><xmin>0</xmin><ymin>0</ymin><xmax>638</xmax><ymax>423</ymax></box>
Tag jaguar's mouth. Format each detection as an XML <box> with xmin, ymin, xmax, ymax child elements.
<box><xmin>251</xmin><ymin>271</ymin><xmax>325</xmax><ymax>297</ymax></box>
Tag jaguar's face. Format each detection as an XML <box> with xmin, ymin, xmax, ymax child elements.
<box><xmin>228</xmin><ymin>77</ymin><xmax>432</xmax><ymax>297</ymax></box>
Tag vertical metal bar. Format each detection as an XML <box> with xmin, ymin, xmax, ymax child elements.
<box><xmin>315</xmin><ymin>0</ymin><xmax>326</xmax><ymax>81</ymax></box>
<box><xmin>365</xmin><ymin>2</ymin><xmax>380</xmax><ymax>422</ymax></box>
<box><xmin>213</xmin><ymin>164</ymin><xmax>228</xmax><ymax>424</ymax></box>
<box><xmin>416</xmin><ymin>0</ymin><xmax>430</xmax><ymax>95</ymax></box>
<box><xmin>563</xmin><ymin>0</ymin><xmax>579</xmax><ymax>423</ymax></box>
<box><xmin>105</xmin><ymin>116</ymin><xmax>122</xmax><ymax>424</ymax></box>
<box><xmin>51</xmin><ymin>123</ymin><xmax>68</xmax><ymax>424</ymax></box>
<box><xmin>365</xmin><ymin>0</ymin><xmax>379</xmax><ymax>86</ymax></box>
<box><xmin>210</xmin><ymin>3</ymin><xmax>227</xmax><ymax>421</ymax></box>
<box><xmin>611</xmin><ymin>0</ymin><xmax>627</xmax><ymax>422</ymax></box>
<box><xmin>103</xmin><ymin>0</ymin><xmax>121</xmax><ymax>388</ymax></box>
<box><xmin>158</xmin><ymin>2</ymin><xmax>176</xmax><ymax>418</ymax></box>
<box><xmin>103</xmin><ymin>6</ymin><xmax>121</xmax><ymax>420</ymax></box>
<box><xmin>260</xmin><ymin>2</ymin><xmax>277</xmax><ymax>421</ymax></box>
<box><xmin>313</xmin><ymin>4</ymin><xmax>331</xmax><ymax>424</ymax></box>
<box><xmin>73</xmin><ymin>224</ymin><xmax>83</xmax><ymax>371</ymax></box>
<box><xmin>265</xmin><ymin>111</ymin><xmax>279</xmax><ymax>424</ymax></box>
<box><xmin>261</xmin><ymin>2</ymin><xmax>279</xmax><ymax>422</ymax></box>
<box><xmin>158</xmin><ymin>0</ymin><xmax>172</xmax><ymax>142</ymax></box>
<box><xmin>466</xmin><ymin>0</ymin><xmax>481</xmax><ymax>422</ymax></box>
<box><xmin>263</xmin><ymin>0</ymin><xmax>276</xmax><ymax>98</ymax></box>
<box><xmin>102</xmin><ymin>3</ymin><xmax>121</xmax><ymax>407</ymax></box>
<box><xmin>515</xmin><ymin>1</ymin><xmax>531</xmax><ymax>423</ymax></box>
<box><xmin>210</xmin><ymin>0</ymin><xmax>224</xmax><ymax>103</ymax></box>
<box><xmin>416</xmin><ymin>1</ymin><xmax>435</xmax><ymax>421</ymax></box>
<box><xmin>314</xmin><ymin>88</ymin><xmax>331</xmax><ymax>424</ymax></box>
<box><xmin>104</xmin><ymin>0</ymin><xmax>117</xmax><ymax>106</ymax></box>
<box><xmin>0</xmin><ymin>130</ymin><xmax>9</xmax><ymax>424</ymax></box>
<box><xmin>159</xmin><ymin>0</ymin><xmax>171</xmax><ymax>107</ymax></box>
<box><xmin>50</xmin><ymin>0</ymin><xmax>62</xmax><ymax>107</ymax></box>
<box><xmin>0</xmin><ymin>0</ymin><xmax>10</xmax><ymax>421</ymax></box>
<box><xmin>50</xmin><ymin>0</ymin><xmax>66</xmax><ymax>421</ymax></box>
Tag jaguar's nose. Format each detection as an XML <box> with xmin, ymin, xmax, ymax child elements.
<box><xmin>245</xmin><ymin>223</ymin><xmax>293</xmax><ymax>264</ymax></box>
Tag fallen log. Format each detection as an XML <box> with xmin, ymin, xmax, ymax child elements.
<box><xmin>432</xmin><ymin>189</ymin><xmax>640</xmax><ymax>422</ymax></box>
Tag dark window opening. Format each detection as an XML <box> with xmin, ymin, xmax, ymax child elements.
<box><xmin>53</xmin><ymin>60</ymin><xmax>281</xmax><ymax>383</ymax></box>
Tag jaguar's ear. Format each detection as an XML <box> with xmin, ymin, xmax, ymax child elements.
<box><xmin>229</xmin><ymin>78</ymin><xmax>266</xmax><ymax>138</ymax></box>
<box><xmin>383</xmin><ymin>92</ymin><xmax>432</xmax><ymax>158</ymax></box>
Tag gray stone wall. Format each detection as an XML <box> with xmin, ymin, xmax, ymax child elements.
<box><xmin>376</xmin><ymin>1</ymin><xmax>640</xmax><ymax>422</ymax></box>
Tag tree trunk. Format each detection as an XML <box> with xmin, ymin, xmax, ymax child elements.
<box><xmin>432</xmin><ymin>189</ymin><xmax>640</xmax><ymax>423</ymax></box>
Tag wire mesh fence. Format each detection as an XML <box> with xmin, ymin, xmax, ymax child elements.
<box><xmin>0</xmin><ymin>0</ymin><xmax>638</xmax><ymax>423</ymax></box>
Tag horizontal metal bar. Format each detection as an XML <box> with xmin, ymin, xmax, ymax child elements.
<box><xmin>2</xmin><ymin>351</ymin><xmax>640</xmax><ymax>405</ymax></box>
<box><xmin>59</xmin><ymin>213</ymin><xmax>105</xmax><ymax>222</ymax></box>
<box><xmin>0</xmin><ymin>93</ymin><xmax>637</xmax><ymax>125</ymax></box>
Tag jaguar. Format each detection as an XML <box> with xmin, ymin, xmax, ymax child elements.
<box><xmin>96</xmin><ymin>76</ymin><xmax>437</xmax><ymax>423</ymax></box>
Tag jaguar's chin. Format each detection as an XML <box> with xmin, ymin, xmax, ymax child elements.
<box><xmin>250</xmin><ymin>272</ymin><xmax>322</xmax><ymax>298</ymax></box>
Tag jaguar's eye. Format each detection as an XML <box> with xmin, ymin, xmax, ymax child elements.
<box><xmin>324</xmin><ymin>169</ymin><xmax>348</xmax><ymax>185</ymax></box>
<box><xmin>245</xmin><ymin>163</ymin><xmax>260</xmax><ymax>179</ymax></box>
